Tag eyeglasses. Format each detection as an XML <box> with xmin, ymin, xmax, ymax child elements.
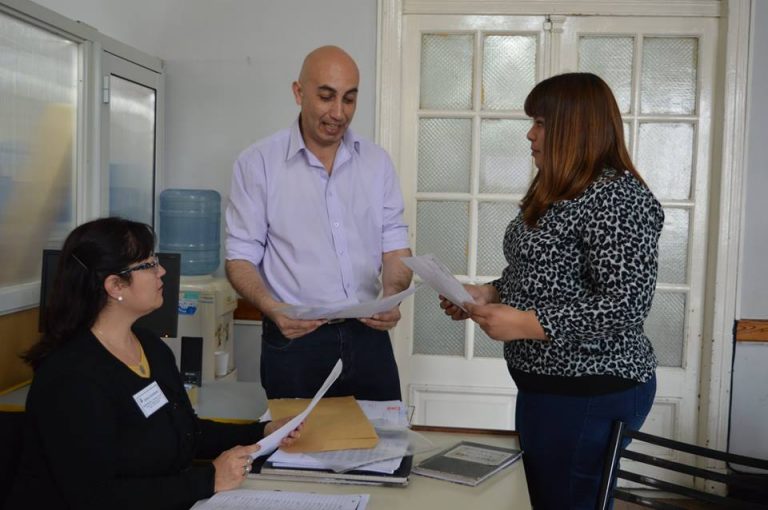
<box><xmin>117</xmin><ymin>255</ymin><xmax>160</xmax><ymax>275</ymax></box>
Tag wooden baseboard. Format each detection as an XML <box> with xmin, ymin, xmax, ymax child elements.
<box><xmin>735</xmin><ymin>319</ymin><xmax>768</xmax><ymax>343</ymax></box>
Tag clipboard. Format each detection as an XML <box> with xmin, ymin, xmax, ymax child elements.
<box><xmin>268</xmin><ymin>396</ymin><xmax>379</xmax><ymax>453</ymax></box>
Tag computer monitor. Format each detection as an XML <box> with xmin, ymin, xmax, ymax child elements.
<box><xmin>39</xmin><ymin>250</ymin><xmax>180</xmax><ymax>338</ymax></box>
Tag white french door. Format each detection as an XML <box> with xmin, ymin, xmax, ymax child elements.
<box><xmin>394</xmin><ymin>12</ymin><xmax>718</xmax><ymax>476</ymax></box>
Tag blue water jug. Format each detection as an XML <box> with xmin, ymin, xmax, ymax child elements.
<box><xmin>159</xmin><ymin>189</ymin><xmax>221</xmax><ymax>276</ymax></box>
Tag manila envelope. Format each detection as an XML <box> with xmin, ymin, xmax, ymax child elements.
<box><xmin>268</xmin><ymin>396</ymin><xmax>379</xmax><ymax>453</ymax></box>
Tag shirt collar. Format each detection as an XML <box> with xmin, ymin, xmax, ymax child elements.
<box><xmin>286</xmin><ymin>116</ymin><xmax>361</xmax><ymax>163</ymax></box>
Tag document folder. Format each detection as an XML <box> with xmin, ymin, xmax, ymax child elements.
<box><xmin>268</xmin><ymin>396</ymin><xmax>379</xmax><ymax>453</ymax></box>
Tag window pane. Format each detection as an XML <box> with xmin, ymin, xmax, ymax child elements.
<box><xmin>109</xmin><ymin>75</ymin><xmax>156</xmax><ymax>224</ymax></box>
<box><xmin>579</xmin><ymin>36</ymin><xmax>634</xmax><ymax>114</ymax></box>
<box><xmin>474</xmin><ymin>323</ymin><xmax>504</xmax><ymax>358</ymax></box>
<box><xmin>482</xmin><ymin>35</ymin><xmax>537</xmax><ymax>111</ymax></box>
<box><xmin>0</xmin><ymin>13</ymin><xmax>78</xmax><ymax>287</ymax></box>
<box><xmin>636</xmin><ymin>122</ymin><xmax>693</xmax><ymax>200</ymax></box>
<box><xmin>641</xmin><ymin>37</ymin><xmax>697</xmax><ymax>115</ymax></box>
<box><xmin>416</xmin><ymin>201</ymin><xmax>469</xmax><ymax>275</ymax></box>
<box><xmin>413</xmin><ymin>289</ymin><xmax>465</xmax><ymax>356</ymax></box>
<box><xmin>420</xmin><ymin>34</ymin><xmax>473</xmax><ymax>110</ymax></box>
<box><xmin>645</xmin><ymin>291</ymin><xmax>686</xmax><ymax>367</ymax></box>
<box><xmin>479</xmin><ymin>119</ymin><xmax>533</xmax><ymax>194</ymax></box>
<box><xmin>477</xmin><ymin>201</ymin><xmax>517</xmax><ymax>277</ymax></box>
<box><xmin>657</xmin><ymin>208</ymin><xmax>689</xmax><ymax>284</ymax></box>
<box><xmin>418</xmin><ymin>118</ymin><xmax>471</xmax><ymax>193</ymax></box>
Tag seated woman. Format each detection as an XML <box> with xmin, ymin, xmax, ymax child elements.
<box><xmin>8</xmin><ymin>217</ymin><xmax>300</xmax><ymax>510</ymax></box>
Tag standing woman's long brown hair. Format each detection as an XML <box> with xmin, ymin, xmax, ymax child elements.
<box><xmin>521</xmin><ymin>72</ymin><xmax>646</xmax><ymax>227</ymax></box>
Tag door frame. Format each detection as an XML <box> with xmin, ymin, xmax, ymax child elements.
<box><xmin>376</xmin><ymin>0</ymin><xmax>751</xmax><ymax>458</ymax></box>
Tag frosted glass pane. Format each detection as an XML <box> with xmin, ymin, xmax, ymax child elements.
<box><xmin>421</xmin><ymin>34</ymin><xmax>473</xmax><ymax>110</ymax></box>
<box><xmin>418</xmin><ymin>118</ymin><xmax>471</xmax><ymax>193</ymax></box>
<box><xmin>482</xmin><ymin>35</ymin><xmax>537</xmax><ymax>111</ymax></box>
<box><xmin>636</xmin><ymin>123</ymin><xmax>693</xmax><ymax>200</ymax></box>
<box><xmin>479</xmin><ymin>119</ymin><xmax>533</xmax><ymax>194</ymax></box>
<box><xmin>645</xmin><ymin>292</ymin><xmax>686</xmax><ymax>367</ymax></box>
<box><xmin>657</xmin><ymin>208</ymin><xmax>689</xmax><ymax>284</ymax></box>
<box><xmin>109</xmin><ymin>76</ymin><xmax>156</xmax><ymax>225</ymax></box>
<box><xmin>413</xmin><ymin>289</ymin><xmax>466</xmax><ymax>356</ymax></box>
<box><xmin>416</xmin><ymin>201</ymin><xmax>469</xmax><ymax>275</ymax></box>
<box><xmin>0</xmin><ymin>12</ymin><xmax>78</xmax><ymax>287</ymax></box>
<box><xmin>641</xmin><ymin>38</ymin><xmax>697</xmax><ymax>115</ymax></box>
<box><xmin>579</xmin><ymin>36</ymin><xmax>634</xmax><ymax>113</ymax></box>
<box><xmin>474</xmin><ymin>322</ymin><xmax>505</xmax><ymax>358</ymax></box>
<box><xmin>624</xmin><ymin>121</ymin><xmax>631</xmax><ymax>151</ymax></box>
<box><xmin>477</xmin><ymin>201</ymin><xmax>518</xmax><ymax>276</ymax></box>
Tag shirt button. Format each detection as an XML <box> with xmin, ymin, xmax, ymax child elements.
<box><xmin>333</xmin><ymin>222</ymin><xmax>340</xmax><ymax>228</ymax></box>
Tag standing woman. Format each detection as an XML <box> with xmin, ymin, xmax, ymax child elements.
<box><xmin>8</xmin><ymin>218</ymin><xmax>298</xmax><ymax>510</ymax></box>
<box><xmin>440</xmin><ymin>73</ymin><xmax>663</xmax><ymax>509</ymax></box>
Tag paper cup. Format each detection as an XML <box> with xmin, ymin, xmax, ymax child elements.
<box><xmin>214</xmin><ymin>350</ymin><xmax>229</xmax><ymax>377</ymax></box>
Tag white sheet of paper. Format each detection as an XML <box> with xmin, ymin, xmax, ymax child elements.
<box><xmin>280</xmin><ymin>286</ymin><xmax>418</xmax><ymax>320</ymax></box>
<box><xmin>251</xmin><ymin>359</ymin><xmax>343</xmax><ymax>459</ymax></box>
<box><xmin>269</xmin><ymin>434</ymin><xmax>407</xmax><ymax>474</ymax></box>
<box><xmin>401</xmin><ymin>254</ymin><xmax>475</xmax><ymax>311</ymax></box>
<box><xmin>193</xmin><ymin>489</ymin><xmax>369</xmax><ymax>510</ymax></box>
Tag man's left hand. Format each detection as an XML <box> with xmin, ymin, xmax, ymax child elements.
<box><xmin>359</xmin><ymin>306</ymin><xmax>401</xmax><ymax>331</ymax></box>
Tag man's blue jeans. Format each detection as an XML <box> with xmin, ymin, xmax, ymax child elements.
<box><xmin>516</xmin><ymin>374</ymin><xmax>656</xmax><ymax>510</ymax></box>
<box><xmin>260</xmin><ymin>318</ymin><xmax>401</xmax><ymax>401</ymax></box>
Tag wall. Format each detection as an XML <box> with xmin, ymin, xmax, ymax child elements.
<box><xmin>728</xmin><ymin>0</ymin><xmax>768</xmax><ymax>466</ymax></box>
<box><xmin>740</xmin><ymin>0</ymin><xmax>768</xmax><ymax>320</ymax></box>
<box><xmin>32</xmin><ymin>0</ymin><xmax>379</xmax><ymax>275</ymax></box>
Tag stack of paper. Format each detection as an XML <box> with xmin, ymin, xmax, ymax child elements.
<box><xmin>258</xmin><ymin>400</ymin><xmax>413</xmax><ymax>486</ymax></box>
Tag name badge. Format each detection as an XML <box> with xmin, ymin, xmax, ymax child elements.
<box><xmin>133</xmin><ymin>381</ymin><xmax>169</xmax><ymax>418</ymax></box>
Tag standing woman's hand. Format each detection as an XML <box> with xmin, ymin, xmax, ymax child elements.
<box><xmin>212</xmin><ymin>443</ymin><xmax>261</xmax><ymax>492</ymax></box>
<box><xmin>439</xmin><ymin>284</ymin><xmax>499</xmax><ymax>320</ymax></box>
<box><xmin>464</xmin><ymin>303</ymin><xmax>546</xmax><ymax>342</ymax></box>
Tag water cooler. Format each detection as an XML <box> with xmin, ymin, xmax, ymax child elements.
<box><xmin>159</xmin><ymin>189</ymin><xmax>238</xmax><ymax>382</ymax></box>
<box><xmin>176</xmin><ymin>276</ymin><xmax>237</xmax><ymax>381</ymax></box>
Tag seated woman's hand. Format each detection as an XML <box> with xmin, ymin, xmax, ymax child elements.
<box><xmin>264</xmin><ymin>417</ymin><xmax>304</xmax><ymax>448</ymax></box>
<box><xmin>212</xmin><ymin>443</ymin><xmax>261</xmax><ymax>492</ymax></box>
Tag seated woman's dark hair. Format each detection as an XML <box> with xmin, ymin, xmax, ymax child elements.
<box><xmin>24</xmin><ymin>217</ymin><xmax>156</xmax><ymax>368</ymax></box>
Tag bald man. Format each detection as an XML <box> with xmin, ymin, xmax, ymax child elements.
<box><xmin>225</xmin><ymin>46</ymin><xmax>412</xmax><ymax>401</ymax></box>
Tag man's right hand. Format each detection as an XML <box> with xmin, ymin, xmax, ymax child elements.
<box><xmin>268</xmin><ymin>308</ymin><xmax>326</xmax><ymax>339</ymax></box>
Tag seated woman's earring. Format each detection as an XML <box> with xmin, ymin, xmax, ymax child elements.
<box><xmin>117</xmin><ymin>296</ymin><xmax>123</xmax><ymax>302</ymax></box>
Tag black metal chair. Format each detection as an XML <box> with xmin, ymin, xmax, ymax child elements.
<box><xmin>596</xmin><ymin>420</ymin><xmax>768</xmax><ymax>510</ymax></box>
<box><xmin>0</xmin><ymin>410</ymin><xmax>25</xmax><ymax>510</ymax></box>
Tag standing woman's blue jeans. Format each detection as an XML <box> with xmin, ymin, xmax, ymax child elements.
<box><xmin>516</xmin><ymin>375</ymin><xmax>656</xmax><ymax>510</ymax></box>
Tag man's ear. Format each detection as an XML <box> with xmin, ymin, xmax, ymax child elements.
<box><xmin>103</xmin><ymin>274</ymin><xmax>127</xmax><ymax>301</ymax></box>
<box><xmin>292</xmin><ymin>81</ymin><xmax>303</xmax><ymax>106</ymax></box>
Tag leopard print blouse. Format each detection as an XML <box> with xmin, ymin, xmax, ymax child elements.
<box><xmin>492</xmin><ymin>169</ymin><xmax>664</xmax><ymax>383</ymax></box>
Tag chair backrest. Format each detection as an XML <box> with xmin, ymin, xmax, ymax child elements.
<box><xmin>0</xmin><ymin>411</ymin><xmax>25</xmax><ymax>509</ymax></box>
<box><xmin>596</xmin><ymin>420</ymin><xmax>768</xmax><ymax>510</ymax></box>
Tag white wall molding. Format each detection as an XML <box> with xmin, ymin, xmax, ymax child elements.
<box><xmin>402</xmin><ymin>0</ymin><xmax>722</xmax><ymax>18</ymax></box>
<box><xmin>700</xmin><ymin>0</ymin><xmax>751</xmax><ymax>455</ymax></box>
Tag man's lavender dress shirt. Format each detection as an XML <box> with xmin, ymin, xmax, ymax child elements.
<box><xmin>225</xmin><ymin>121</ymin><xmax>410</xmax><ymax>307</ymax></box>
